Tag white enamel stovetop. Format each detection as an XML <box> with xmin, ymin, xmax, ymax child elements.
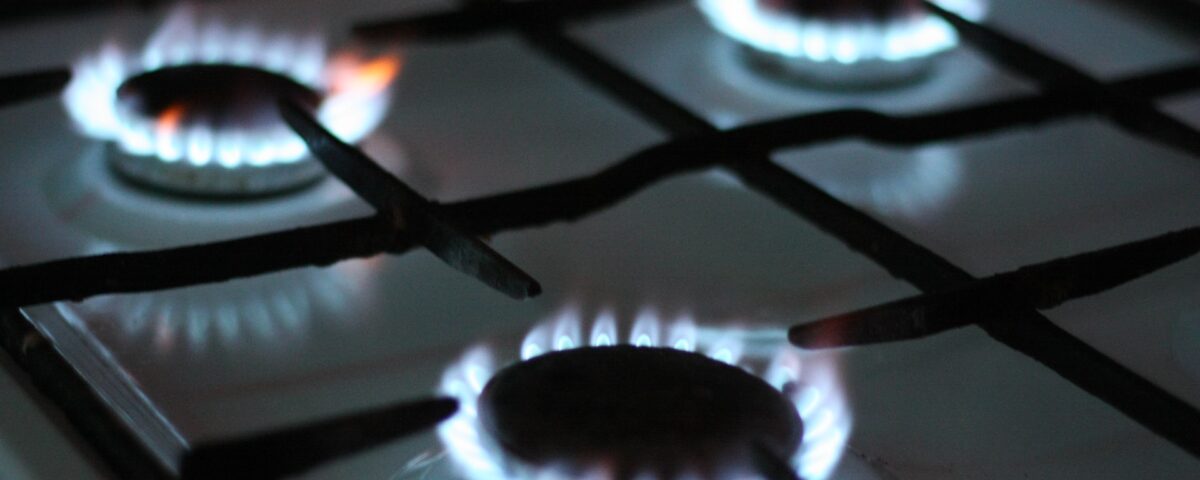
<box><xmin>1</xmin><ymin>0</ymin><xmax>1198</xmax><ymax>478</ymax></box>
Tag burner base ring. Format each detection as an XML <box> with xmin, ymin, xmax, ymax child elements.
<box><xmin>741</xmin><ymin>46</ymin><xmax>940</xmax><ymax>89</ymax></box>
<box><xmin>106</xmin><ymin>145</ymin><xmax>326</xmax><ymax>198</ymax></box>
<box><xmin>478</xmin><ymin>346</ymin><xmax>803</xmax><ymax>478</ymax></box>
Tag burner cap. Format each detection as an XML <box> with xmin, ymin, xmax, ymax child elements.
<box><xmin>698</xmin><ymin>0</ymin><xmax>979</xmax><ymax>88</ymax></box>
<box><xmin>762</xmin><ymin>0</ymin><xmax>923</xmax><ymax>21</ymax></box>
<box><xmin>478</xmin><ymin>346</ymin><xmax>803</xmax><ymax>477</ymax></box>
<box><xmin>107</xmin><ymin>64</ymin><xmax>326</xmax><ymax>197</ymax></box>
<box><xmin>117</xmin><ymin>65</ymin><xmax>321</xmax><ymax>133</ymax></box>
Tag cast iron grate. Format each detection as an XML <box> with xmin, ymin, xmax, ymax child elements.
<box><xmin>1</xmin><ymin>0</ymin><xmax>1198</xmax><ymax>478</ymax></box>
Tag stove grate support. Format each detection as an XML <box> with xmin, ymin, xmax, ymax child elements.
<box><xmin>2</xmin><ymin>62</ymin><xmax>1197</xmax><ymax>308</ymax></box>
<box><xmin>1</xmin><ymin>0</ymin><xmax>1199</xmax><ymax>477</ymax></box>
<box><xmin>923</xmin><ymin>1</ymin><xmax>1200</xmax><ymax>159</ymax></box>
<box><xmin>0</xmin><ymin>67</ymin><xmax>70</xmax><ymax>108</ymax></box>
<box><xmin>456</xmin><ymin>0</ymin><xmax>1200</xmax><ymax>460</ymax></box>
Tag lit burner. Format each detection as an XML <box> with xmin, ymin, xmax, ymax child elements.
<box><xmin>439</xmin><ymin>307</ymin><xmax>851</xmax><ymax>479</ymax></box>
<box><xmin>697</xmin><ymin>0</ymin><xmax>988</xmax><ymax>86</ymax></box>
<box><xmin>63</xmin><ymin>7</ymin><xmax>401</xmax><ymax>196</ymax></box>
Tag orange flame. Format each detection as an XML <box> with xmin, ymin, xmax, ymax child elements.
<box><xmin>327</xmin><ymin>54</ymin><xmax>403</xmax><ymax>95</ymax></box>
<box><xmin>155</xmin><ymin>103</ymin><xmax>186</xmax><ymax>136</ymax></box>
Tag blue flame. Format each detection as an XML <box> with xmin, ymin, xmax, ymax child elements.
<box><xmin>697</xmin><ymin>0</ymin><xmax>988</xmax><ymax>65</ymax></box>
<box><xmin>439</xmin><ymin>309</ymin><xmax>852</xmax><ymax>479</ymax></box>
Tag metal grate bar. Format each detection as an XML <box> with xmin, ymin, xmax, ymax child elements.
<box><xmin>9</xmin><ymin>63</ymin><xmax>1196</xmax><ymax>309</ymax></box>
<box><xmin>790</xmin><ymin>227</ymin><xmax>1200</xmax><ymax>348</ymax></box>
<box><xmin>0</xmin><ymin>67</ymin><xmax>71</xmax><ymax>108</ymax></box>
<box><xmin>0</xmin><ymin>309</ymin><xmax>172</xmax><ymax>480</ymax></box>
<box><xmin>179</xmin><ymin>397</ymin><xmax>457</xmax><ymax>479</ymax></box>
<box><xmin>1099</xmin><ymin>0</ymin><xmax>1200</xmax><ymax>41</ymax></box>
<box><xmin>354</xmin><ymin>0</ymin><xmax>676</xmax><ymax>42</ymax></box>
<box><xmin>3</xmin><ymin>1</ymin><xmax>1199</xmax><ymax>476</ymax></box>
<box><xmin>517</xmin><ymin>26</ymin><xmax>712</xmax><ymax>135</ymax></box>
<box><xmin>925</xmin><ymin>1</ymin><xmax>1200</xmax><ymax>159</ymax></box>
<box><xmin>279</xmin><ymin>100</ymin><xmax>541</xmax><ymax>299</ymax></box>
<box><xmin>476</xmin><ymin>5</ymin><xmax>1200</xmax><ymax>459</ymax></box>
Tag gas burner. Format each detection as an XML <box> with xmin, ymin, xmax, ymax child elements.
<box><xmin>62</xmin><ymin>6</ymin><xmax>400</xmax><ymax>196</ymax></box>
<box><xmin>480</xmin><ymin>346</ymin><xmax>802</xmax><ymax>478</ymax></box>
<box><xmin>696</xmin><ymin>0</ymin><xmax>988</xmax><ymax>87</ymax></box>
<box><xmin>439</xmin><ymin>308</ymin><xmax>851</xmax><ymax>479</ymax></box>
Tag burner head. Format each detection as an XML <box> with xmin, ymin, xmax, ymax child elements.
<box><xmin>105</xmin><ymin>65</ymin><xmax>326</xmax><ymax>197</ymax></box>
<box><xmin>63</xmin><ymin>8</ymin><xmax>401</xmax><ymax>198</ymax></box>
<box><xmin>697</xmin><ymin>0</ymin><xmax>986</xmax><ymax>88</ymax></box>
<box><xmin>761</xmin><ymin>0</ymin><xmax>923</xmax><ymax>21</ymax></box>
<box><xmin>117</xmin><ymin>65</ymin><xmax>321</xmax><ymax>135</ymax></box>
<box><xmin>478</xmin><ymin>345</ymin><xmax>803</xmax><ymax>477</ymax></box>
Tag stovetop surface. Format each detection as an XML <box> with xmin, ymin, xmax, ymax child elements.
<box><xmin>1</xmin><ymin>0</ymin><xmax>1198</xmax><ymax>479</ymax></box>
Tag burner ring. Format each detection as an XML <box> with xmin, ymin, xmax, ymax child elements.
<box><xmin>478</xmin><ymin>345</ymin><xmax>804</xmax><ymax>477</ymax></box>
<box><xmin>105</xmin><ymin>143</ymin><xmax>326</xmax><ymax>198</ymax></box>
<box><xmin>63</xmin><ymin>9</ymin><xmax>401</xmax><ymax>198</ymax></box>
<box><xmin>697</xmin><ymin>0</ymin><xmax>988</xmax><ymax>88</ymax></box>
<box><xmin>117</xmin><ymin>64</ymin><xmax>322</xmax><ymax>133</ymax></box>
<box><xmin>107</xmin><ymin>64</ymin><xmax>327</xmax><ymax>197</ymax></box>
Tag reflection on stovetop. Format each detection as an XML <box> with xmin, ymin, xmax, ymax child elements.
<box><xmin>0</xmin><ymin>0</ymin><xmax>1198</xmax><ymax>479</ymax></box>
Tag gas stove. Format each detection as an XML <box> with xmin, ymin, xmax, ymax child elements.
<box><xmin>1</xmin><ymin>1</ymin><xmax>1198</xmax><ymax>479</ymax></box>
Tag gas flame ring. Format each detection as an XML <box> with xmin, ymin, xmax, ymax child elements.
<box><xmin>438</xmin><ymin>307</ymin><xmax>851</xmax><ymax>479</ymax></box>
<box><xmin>62</xmin><ymin>7</ymin><xmax>401</xmax><ymax>195</ymax></box>
<box><xmin>696</xmin><ymin>0</ymin><xmax>988</xmax><ymax>86</ymax></box>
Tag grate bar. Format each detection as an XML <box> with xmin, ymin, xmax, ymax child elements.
<box><xmin>2</xmin><ymin>2</ymin><xmax>1198</xmax><ymax>475</ymax></box>
<box><xmin>491</xmin><ymin>12</ymin><xmax>1200</xmax><ymax>459</ymax></box>
<box><xmin>437</xmin><ymin>62</ymin><xmax>1200</xmax><ymax>237</ymax></box>
<box><xmin>925</xmin><ymin>1</ymin><xmax>1200</xmax><ymax>159</ymax></box>
<box><xmin>1100</xmin><ymin>0</ymin><xmax>1200</xmax><ymax>41</ymax></box>
<box><xmin>179</xmin><ymin>397</ymin><xmax>457</xmax><ymax>479</ymax></box>
<box><xmin>0</xmin><ymin>67</ymin><xmax>71</xmax><ymax>108</ymax></box>
<box><xmin>354</xmin><ymin>0</ymin><xmax>675</xmax><ymax>42</ymax></box>
<box><xmin>789</xmin><ymin>226</ymin><xmax>1200</xmax><ymax>348</ymax></box>
<box><xmin>729</xmin><ymin>162</ymin><xmax>1198</xmax><ymax>459</ymax></box>
<box><xmin>517</xmin><ymin>26</ymin><xmax>712</xmax><ymax>135</ymax></box>
<box><xmin>0</xmin><ymin>217</ymin><xmax>394</xmax><ymax>307</ymax></box>
<box><xmin>2</xmin><ymin>63</ymin><xmax>1198</xmax><ymax>307</ymax></box>
<box><xmin>0</xmin><ymin>309</ymin><xmax>171</xmax><ymax>480</ymax></box>
<box><xmin>280</xmin><ymin>100</ymin><xmax>541</xmax><ymax>299</ymax></box>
